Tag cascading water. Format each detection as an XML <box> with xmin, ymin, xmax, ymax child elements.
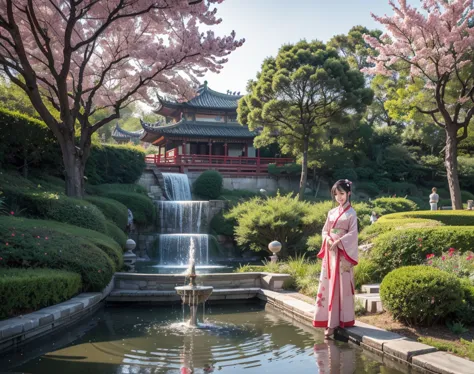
<box><xmin>155</xmin><ymin>173</ymin><xmax>211</xmax><ymax>267</ymax></box>
<box><xmin>159</xmin><ymin>201</ymin><xmax>209</xmax><ymax>234</ymax></box>
<box><xmin>162</xmin><ymin>173</ymin><xmax>192</xmax><ymax>200</ymax></box>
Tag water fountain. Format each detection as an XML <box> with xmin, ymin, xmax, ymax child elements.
<box><xmin>175</xmin><ymin>239</ymin><xmax>213</xmax><ymax>327</ymax></box>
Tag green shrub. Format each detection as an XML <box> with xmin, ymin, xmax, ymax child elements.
<box><xmin>101</xmin><ymin>191</ymin><xmax>154</xmax><ymax>226</ymax></box>
<box><xmin>385</xmin><ymin>182</ymin><xmax>419</xmax><ymax>196</ymax></box>
<box><xmin>355</xmin><ymin>182</ymin><xmax>380</xmax><ymax>197</ymax></box>
<box><xmin>86</xmin><ymin>183</ymin><xmax>148</xmax><ymax>196</ymax></box>
<box><xmin>359</xmin><ymin>218</ymin><xmax>442</xmax><ymax>243</ymax></box>
<box><xmin>105</xmin><ymin>220</ymin><xmax>127</xmax><ymax>249</ymax></box>
<box><xmin>1</xmin><ymin>186</ymin><xmax>107</xmax><ymax>234</ymax></box>
<box><xmin>210</xmin><ymin>211</ymin><xmax>236</xmax><ymax>237</ymax></box>
<box><xmin>354</xmin><ymin>258</ymin><xmax>380</xmax><ymax>290</ymax></box>
<box><xmin>193</xmin><ymin>170</ymin><xmax>223</xmax><ymax>199</ymax></box>
<box><xmin>372</xmin><ymin>197</ymin><xmax>418</xmax><ymax>214</ymax></box>
<box><xmin>462</xmin><ymin>190</ymin><xmax>474</xmax><ymax>202</ymax></box>
<box><xmin>0</xmin><ymin>268</ymin><xmax>81</xmax><ymax>320</ymax></box>
<box><xmin>0</xmin><ymin>108</ymin><xmax>61</xmax><ymax>174</ymax></box>
<box><xmin>371</xmin><ymin>226</ymin><xmax>474</xmax><ymax>277</ymax></box>
<box><xmin>85</xmin><ymin>196</ymin><xmax>128</xmax><ymax>230</ymax></box>
<box><xmin>333</xmin><ymin>168</ymin><xmax>358</xmax><ymax>182</ymax></box>
<box><xmin>268</xmin><ymin>163</ymin><xmax>301</xmax><ymax>176</ymax></box>
<box><xmin>226</xmin><ymin>194</ymin><xmax>320</xmax><ymax>257</ymax></box>
<box><xmin>0</xmin><ymin>216</ymin><xmax>117</xmax><ymax>291</ymax></box>
<box><xmin>86</xmin><ymin>143</ymin><xmax>146</xmax><ymax>185</ymax></box>
<box><xmin>453</xmin><ymin>279</ymin><xmax>474</xmax><ymax>325</ymax></box>
<box><xmin>380</xmin><ymin>266</ymin><xmax>463</xmax><ymax>326</ymax></box>
<box><xmin>378</xmin><ymin>211</ymin><xmax>474</xmax><ymax>226</ymax></box>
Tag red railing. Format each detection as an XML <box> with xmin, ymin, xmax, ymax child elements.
<box><xmin>145</xmin><ymin>154</ymin><xmax>294</xmax><ymax>175</ymax></box>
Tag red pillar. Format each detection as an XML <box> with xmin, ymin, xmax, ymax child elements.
<box><xmin>224</xmin><ymin>142</ymin><xmax>228</xmax><ymax>164</ymax></box>
<box><xmin>208</xmin><ymin>141</ymin><xmax>212</xmax><ymax>163</ymax></box>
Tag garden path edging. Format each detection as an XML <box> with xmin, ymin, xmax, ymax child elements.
<box><xmin>260</xmin><ymin>290</ymin><xmax>474</xmax><ymax>374</ymax></box>
<box><xmin>0</xmin><ymin>277</ymin><xmax>114</xmax><ymax>355</ymax></box>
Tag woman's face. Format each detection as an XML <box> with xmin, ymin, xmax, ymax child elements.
<box><xmin>334</xmin><ymin>188</ymin><xmax>349</xmax><ymax>206</ymax></box>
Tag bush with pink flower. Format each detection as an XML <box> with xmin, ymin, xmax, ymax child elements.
<box><xmin>425</xmin><ymin>248</ymin><xmax>474</xmax><ymax>279</ymax></box>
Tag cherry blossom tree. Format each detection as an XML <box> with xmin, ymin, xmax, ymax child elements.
<box><xmin>365</xmin><ymin>0</ymin><xmax>474</xmax><ymax>209</ymax></box>
<box><xmin>0</xmin><ymin>0</ymin><xmax>243</xmax><ymax>197</ymax></box>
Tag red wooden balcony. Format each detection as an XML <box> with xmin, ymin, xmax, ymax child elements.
<box><xmin>145</xmin><ymin>154</ymin><xmax>294</xmax><ymax>175</ymax></box>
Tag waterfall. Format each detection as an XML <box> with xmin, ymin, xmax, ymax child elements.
<box><xmin>159</xmin><ymin>234</ymin><xmax>209</xmax><ymax>265</ymax></box>
<box><xmin>155</xmin><ymin>173</ymin><xmax>210</xmax><ymax>265</ymax></box>
<box><xmin>162</xmin><ymin>173</ymin><xmax>191</xmax><ymax>200</ymax></box>
<box><xmin>159</xmin><ymin>201</ymin><xmax>209</xmax><ymax>233</ymax></box>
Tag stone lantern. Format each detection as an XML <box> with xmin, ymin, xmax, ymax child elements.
<box><xmin>123</xmin><ymin>239</ymin><xmax>137</xmax><ymax>272</ymax></box>
<box><xmin>468</xmin><ymin>200</ymin><xmax>473</xmax><ymax>210</ymax></box>
<box><xmin>268</xmin><ymin>240</ymin><xmax>282</xmax><ymax>263</ymax></box>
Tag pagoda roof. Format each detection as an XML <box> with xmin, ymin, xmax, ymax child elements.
<box><xmin>157</xmin><ymin>82</ymin><xmax>242</xmax><ymax>114</ymax></box>
<box><xmin>140</xmin><ymin>118</ymin><xmax>256</xmax><ymax>143</ymax></box>
<box><xmin>111</xmin><ymin>124</ymin><xmax>144</xmax><ymax>140</ymax></box>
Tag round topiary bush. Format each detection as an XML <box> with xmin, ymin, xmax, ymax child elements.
<box><xmin>372</xmin><ymin>197</ymin><xmax>418</xmax><ymax>214</ymax></box>
<box><xmin>193</xmin><ymin>170</ymin><xmax>223</xmax><ymax>199</ymax></box>
<box><xmin>380</xmin><ymin>266</ymin><xmax>463</xmax><ymax>326</ymax></box>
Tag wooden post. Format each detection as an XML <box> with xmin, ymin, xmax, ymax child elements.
<box><xmin>224</xmin><ymin>142</ymin><xmax>228</xmax><ymax>164</ymax></box>
<box><xmin>257</xmin><ymin>148</ymin><xmax>260</xmax><ymax>173</ymax></box>
<box><xmin>244</xmin><ymin>143</ymin><xmax>248</xmax><ymax>157</ymax></box>
<box><xmin>208</xmin><ymin>141</ymin><xmax>212</xmax><ymax>163</ymax></box>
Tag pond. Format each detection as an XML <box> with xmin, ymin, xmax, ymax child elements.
<box><xmin>1</xmin><ymin>303</ymin><xmax>409</xmax><ymax>373</ymax></box>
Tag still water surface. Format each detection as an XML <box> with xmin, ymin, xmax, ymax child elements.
<box><xmin>2</xmin><ymin>304</ymin><xmax>409</xmax><ymax>373</ymax></box>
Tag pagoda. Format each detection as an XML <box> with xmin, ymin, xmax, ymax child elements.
<box><xmin>111</xmin><ymin>124</ymin><xmax>144</xmax><ymax>144</ymax></box>
<box><xmin>114</xmin><ymin>81</ymin><xmax>292</xmax><ymax>174</ymax></box>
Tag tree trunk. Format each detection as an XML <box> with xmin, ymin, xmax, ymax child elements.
<box><xmin>444</xmin><ymin>127</ymin><xmax>463</xmax><ymax>210</ymax></box>
<box><xmin>60</xmin><ymin>136</ymin><xmax>87</xmax><ymax>198</ymax></box>
<box><xmin>298</xmin><ymin>137</ymin><xmax>309</xmax><ymax>201</ymax></box>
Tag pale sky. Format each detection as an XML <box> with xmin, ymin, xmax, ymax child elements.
<box><xmin>202</xmin><ymin>0</ymin><xmax>416</xmax><ymax>94</ymax></box>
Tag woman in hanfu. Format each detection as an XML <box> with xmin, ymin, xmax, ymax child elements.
<box><xmin>313</xmin><ymin>179</ymin><xmax>358</xmax><ymax>337</ymax></box>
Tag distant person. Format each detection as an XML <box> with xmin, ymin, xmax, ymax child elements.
<box><xmin>370</xmin><ymin>211</ymin><xmax>378</xmax><ymax>225</ymax></box>
<box><xmin>127</xmin><ymin>209</ymin><xmax>135</xmax><ymax>233</ymax></box>
<box><xmin>429</xmin><ymin>188</ymin><xmax>439</xmax><ymax>211</ymax></box>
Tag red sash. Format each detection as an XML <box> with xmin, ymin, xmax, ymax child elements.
<box><xmin>317</xmin><ymin>204</ymin><xmax>351</xmax><ymax>312</ymax></box>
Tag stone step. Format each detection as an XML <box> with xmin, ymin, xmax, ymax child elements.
<box><xmin>355</xmin><ymin>293</ymin><xmax>383</xmax><ymax>313</ymax></box>
<box><xmin>361</xmin><ymin>284</ymin><xmax>380</xmax><ymax>294</ymax></box>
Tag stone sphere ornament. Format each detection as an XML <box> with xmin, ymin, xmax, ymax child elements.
<box><xmin>125</xmin><ymin>239</ymin><xmax>136</xmax><ymax>251</ymax></box>
<box><xmin>268</xmin><ymin>240</ymin><xmax>282</xmax><ymax>254</ymax></box>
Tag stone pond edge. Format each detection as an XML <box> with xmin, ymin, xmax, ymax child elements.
<box><xmin>0</xmin><ymin>273</ymin><xmax>473</xmax><ymax>374</ymax></box>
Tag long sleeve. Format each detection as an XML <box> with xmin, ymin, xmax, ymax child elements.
<box><xmin>337</xmin><ymin>212</ymin><xmax>358</xmax><ymax>265</ymax></box>
<box><xmin>322</xmin><ymin>215</ymin><xmax>330</xmax><ymax>240</ymax></box>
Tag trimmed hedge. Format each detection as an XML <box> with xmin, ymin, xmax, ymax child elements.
<box><xmin>86</xmin><ymin>144</ymin><xmax>146</xmax><ymax>185</ymax></box>
<box><xmin>87</xmin><ymin>183</ymin><xmax>148</xmax><ymax>196</ymax></box>
<box><xmin>371</xmin><ymin>226</ymin><xmax>474</xmax><ymax>277</ymax></box>
<box><xmin>359</xmin><ymin>218</ymin><xmax>443</xmax><ymax>243</ymax></box>
<box><xmin>100</xmin><ymin>191</ymin><xmax>154</xmax><ymax>226</ymax></box>
<box><xmin>0</xmin><ymin>108</ymin><xmax>146</xmax><ymax>184</ymax></box>
<box><xmin>0</xmin><ymin>217</ymin><xmax>119</xmax><ymax>291</ymax></box>
<box><xmin>85</xmin><ymin>196</ymin><xmax>128</xmax><ymax>230</ymax></box>
<box><xmin>380</xmin><ymin>266</ymin><xmax>463</xmax><ymax>326</ymax></box>
<box><xmin>193</xmin><ymin>170</ymin><xmax>223</xmax><ymax>200</ymax></box>
<box><xmin>378</xmin><ymin>211</ymin><xmax>474</xmax><ymax>226</ymax></box>
<box><xmin>105</xmin><ymin>220</ymin><xmax>127</xmax><ymax>249</ymax></box>
<box><xmin>0</xmin><ymin>108</ymin><xmax>61</xmax><ymax>173</ymax></box>
<box><xmin>1</xmin><ymin>185</ymin><xmax>107</xmax><ymax>234</ymax></box>
<box><xmin>372</xmin><ymin>197</ymin><xmax>418</xmax><ymax>214</ymax></box>
<box><xmin>0</xmin><ymin>268</ymin><xmax>81</xmax><ymax>320</ymax></box>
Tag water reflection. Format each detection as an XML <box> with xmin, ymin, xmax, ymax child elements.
<box><xmin>314</xmin><ymin>340</ymin><xmax>355</xmax><ymax>374</ymax></box>
<box><xmin>1</xmin><ymin>304</ymin><xmax>408</xmax><ymax>373</ymax></box>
